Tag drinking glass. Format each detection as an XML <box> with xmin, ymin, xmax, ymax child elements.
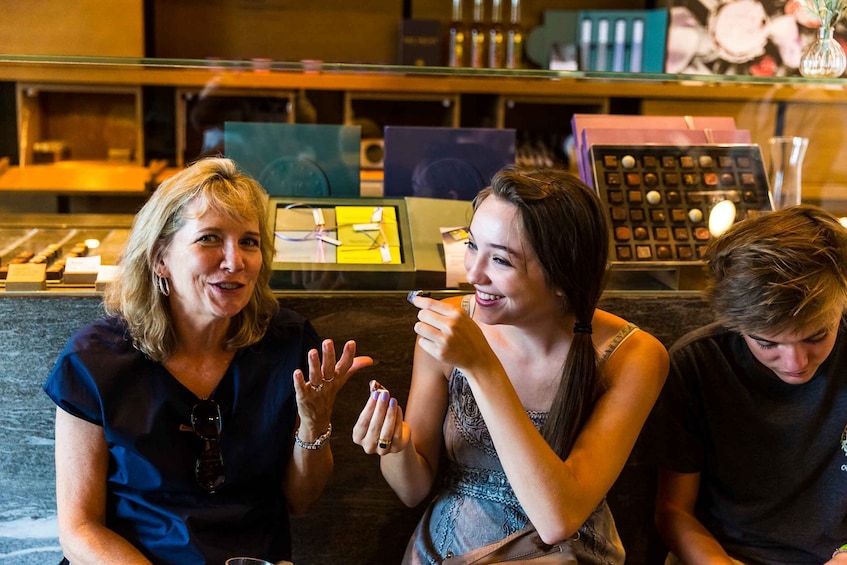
<box><xmin>768</xmin><ymin>136</ymin><xmax>808</xmax><ymax>210</ymax></box>
<box><xmin>226</xmin><ymin>558</ymin><xmax>275</xmax><ymax>565</ymax></box>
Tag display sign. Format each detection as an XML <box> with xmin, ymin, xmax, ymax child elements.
<box><xmin>5</xmin><ymin>263</ymin><xmax>47</xmax><ymax>291</ymax></box>
<box><xmin>225</xmin><ymin>122</ymin><xmax>361</xmax><ymax>198</ymax></box>
<box><xmin>382</xmin><ymin>126</ymin><xmax>515</xmax><ymax>201</ymax></box>
<box><xmin>63</xmin><ymin>255</ymin><xmax>101</xmax><ymax>284</ymax></box>
<box><xmin>399</xmin><ymin>19</ymin><xmax>442</xmax><ymax>66</ymax></box>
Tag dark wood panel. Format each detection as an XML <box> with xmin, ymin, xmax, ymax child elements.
<box><xmin>153</xmin><ymin>0</ymin><xmax>404</xmax><ymax>64</ymax></box>
<box><xmin>153</xmin><ymin>0</ymin><xmax>651</xmax><ymax>66</ymax></box>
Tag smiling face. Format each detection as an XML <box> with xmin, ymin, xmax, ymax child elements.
<box><xmin>464</xmin><ymin>195</ymin><xmax>562</xmax><ymax>325</ymax></box>
<box><xmin>159</xmin><ymin>199</ymin><xmax>263</xmax><ymax>327</ymax></box>
<box><xmin>742</xmin><ymin>313</ymin><xmax>842</xmax><ymax>385</ymax></box>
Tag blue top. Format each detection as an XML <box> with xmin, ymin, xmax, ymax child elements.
<box><xmin>43</xmin><ymin>308</ymin><xmax>321</xmax><ymax>565</ymax></box>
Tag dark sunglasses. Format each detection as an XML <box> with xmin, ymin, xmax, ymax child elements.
<box><xmin>190</xmin><ymin>398</ymin><xmax>225</xmax><ymax>492</ymax></box>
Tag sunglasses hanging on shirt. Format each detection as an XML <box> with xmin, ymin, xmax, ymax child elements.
<box><xmin>191</xmin><ymin>398</ymin><xmax>225</xmax><ymax>492</ymax></box>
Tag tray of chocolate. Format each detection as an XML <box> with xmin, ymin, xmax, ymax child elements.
<box><xmin>0</xmin><ymin>227</ymin><xmax>128</xmax><ymax>285</ymax></box>
<box><xmin>589</xmin><ymin>144</ymin><xmax>772</xmax><ymax>266</ymax></box>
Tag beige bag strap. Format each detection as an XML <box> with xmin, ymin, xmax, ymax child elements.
<box><xmin>442</xmin><ymin>524</ymin><xmax>576</xmax><ymax>564</ymax></box>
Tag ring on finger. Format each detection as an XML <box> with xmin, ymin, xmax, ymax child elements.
<box><xmin>378</xmin><ymin>438</ymin><xmax>392</xmax><ymax>449</ymax></box>
<box><xmin>310</xmin><ymin>383</ymin><xmax>324</xmax><ymax>392</ymax></box>
<box><xmin>322</xmin><ymin>375</ymin><xmax>335</xmax><ymax>383</ymax></box>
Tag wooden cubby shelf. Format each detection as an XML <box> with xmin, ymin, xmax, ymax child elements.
<box><xmin>1</xmin><ymin>57</ymin><xmax>847</xmax><ymax>213</ymax></box>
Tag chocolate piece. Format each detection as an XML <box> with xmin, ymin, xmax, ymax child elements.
<box><xmin>407</xmin><ymin>290</ymin><xmax>432</xmax><ymax>304</ymax></box>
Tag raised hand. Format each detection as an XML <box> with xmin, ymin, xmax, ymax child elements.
<box><xmin>293</xmin><ymin>339</ymin><xmax>372</xmax><ymax>437</ymax></box>
<box><xmin>409</xmin><ymin>294</ymin><xmax>496</xmax><ymax>376</ymax></box>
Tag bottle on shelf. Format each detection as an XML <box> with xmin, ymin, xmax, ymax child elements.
<box><xmin>487</xmin><ymin>0</ymin><xmax>505</xmax><ymax>69</ymax></box>
<box><xmin>469</xmin><ymin>0</ymin><xmax>486</xmax><ymax>69</ymax></box>
<box><xmin>505</xmin><ymin>0</ymin><xmax>523</xmax><ymax>69</ymax></box>
<box><xmin>448</xmin><ymin>0</ymin><xmax>466</xmax><ymax>68</ymax></box>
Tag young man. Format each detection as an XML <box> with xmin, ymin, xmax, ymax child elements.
<box><xmin>648</xmin><ymin>205</ymin><xmax>847</xmax><ymax>564</ymax></box>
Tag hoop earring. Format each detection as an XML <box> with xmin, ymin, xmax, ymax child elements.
<box><xmin>155</xmin><ymin>275</ymin><xmax>170</xmax><ymax>297</ymax></box>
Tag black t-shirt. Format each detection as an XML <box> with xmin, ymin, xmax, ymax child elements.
<box><xmin>646</xmin><ymin>319</ymin><xmax>847</xmax><ymax>564</ymax></box>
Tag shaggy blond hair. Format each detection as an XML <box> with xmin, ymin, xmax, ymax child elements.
<box><xmin>104</xmin><ymin>157</ymin><xmax>278</xmax><ymax>361</ymax></box>
<box><xmin>705</xmin><ymin>205</ymin><xmax>847</xmax><ymax>335</ymax></box>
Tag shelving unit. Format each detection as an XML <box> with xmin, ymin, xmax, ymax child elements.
<box><xmin>1</xmin><ymin>56</ymin><xmax>846</xmax><ymax>212</ymax></box>
<box><xmin>344</xmin><ymin>91</ymin><xmax>461</xmax><ymax>131</ymax></box>
<box><xmin>3</xmin><ymin>59</ymin><xmax>846</xmax><ymax>102</ymax></box>
<box><xmin>495</xmin><ymin>94</ymin><xmax>609</xmax><ymax>170</ymax></box>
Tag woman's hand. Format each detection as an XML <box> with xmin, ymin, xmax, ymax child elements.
<box><xmin>352</xmin><ymin>380</ymin><xmax>411</xmax><ymax>455</ymax></box>
<box><xmin>285</xmin><ymin>340</ymin><xmax>371</xmax><ymax>514</ymax></box>
<box><xmin>293</xmin><ymin>339</ymin><xmax>372</xmax><ymax>439</ymax></box>
<box><xmin>409</xmin><ymin>294</ymin><xmax>496</xmax><ymax>376</ymax></box>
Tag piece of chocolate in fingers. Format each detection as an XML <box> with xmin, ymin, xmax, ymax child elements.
<box><xmin>407</xmin><ymin>290</ymin><xmax>432</xmax><ymax>304</ymax></box>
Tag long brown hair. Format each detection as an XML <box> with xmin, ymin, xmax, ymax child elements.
<box><xmin>474</xmin><ymin>168</ymin><xmax>610</xmax><ymax>459</ymax></box>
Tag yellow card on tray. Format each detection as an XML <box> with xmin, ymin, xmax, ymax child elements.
<box><xmin>335</xmin><ymin>205</ymin><xmax>401</xmax><ymax>264</ymax></box>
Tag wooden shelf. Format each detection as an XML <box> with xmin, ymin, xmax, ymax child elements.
<box><xmin>0</xmin><ymin>161</ymin><xmax>153</xmax><ymax>194</ymax></box>
<box><xmin>2</xmin><ymin>60</ymin><xmax>847</xmax><ymax>104</ymax></box>
<box><xmin>2</xmin><ymin>58</ymin><xmax>847</xmax><ymax>214</ymax></box>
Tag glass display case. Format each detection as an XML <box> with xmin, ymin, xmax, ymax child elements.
<box><xmin>0</xmin><ymin>214</ymin><xmax>132</xmax><ymax>290</ymax></box>
<box><xmin>1</xmin><ymin>54</ymin><xmax>846</xmax><ymax>291</ymax></box>
<box><xmin>0</xmin><ymin>196</ymin><xmax>474</xmax><ymax>292</ymax></box>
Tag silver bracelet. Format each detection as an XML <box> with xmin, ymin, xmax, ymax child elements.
<box><xmin>294</xmin><ymin>423</ymin><xmax>332</xmax><ymax>450</ymax></box>
<box><xmin>833</xmin><ymin>544</ymin><xmax>847</xmax><ymax>559</ymax></box>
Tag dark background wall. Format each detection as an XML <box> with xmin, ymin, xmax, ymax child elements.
<box><xmin>150</xmin><ymin>0</ymin><xmax>655</xmax><ymax>65</ymax></box>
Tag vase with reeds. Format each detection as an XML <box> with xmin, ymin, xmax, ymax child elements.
<box><xmin>799</xmin><ymin>0</ymin><xmax>847</xmax><ymax>77</ymax></box>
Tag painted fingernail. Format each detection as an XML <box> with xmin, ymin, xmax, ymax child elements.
<box><xmin>372</xmin><ymin>390</ymin><xmax>379</xmax><ymax>400</ymax></box>
<box><xmin>379</xmin><ymin>391</ymin><xmax>389</xmax><ymax>402</ymax></box>
<box><xmin>389</xmin><ymin>398</ymin><xmax>397</xmax><ymax>408</ymax></box>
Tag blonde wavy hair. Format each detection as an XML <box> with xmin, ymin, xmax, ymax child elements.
<box><xmin>104</xmin><ymin>157</ymin><xmax>279</xmax><ymax>361</ymax></box>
